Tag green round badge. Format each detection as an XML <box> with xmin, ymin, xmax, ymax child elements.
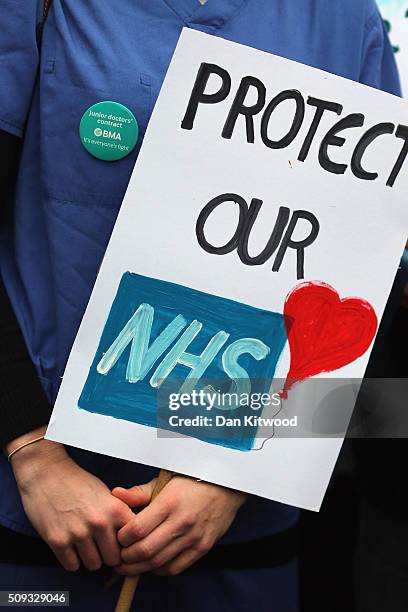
<box><xmin>79</xmin><ymin>101</ymin><xmax>139</xmax><ymax>161</ymax></box>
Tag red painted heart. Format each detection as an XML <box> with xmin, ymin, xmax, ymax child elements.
<box><xmin>282</xmin><ymin>282</ymin><xmax>378</xmax><ymax>397</ymax></box>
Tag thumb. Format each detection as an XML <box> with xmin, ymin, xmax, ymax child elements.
<box><xmin>112</xmin><ymin>479</ymin><xmax>157</xmax><ymax>509</ymax></box>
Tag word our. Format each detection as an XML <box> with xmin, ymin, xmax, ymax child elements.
<box><xmin>196</xmin><ymin>192</ymin><xmax>319</xmax><ymax>280</ymax></box>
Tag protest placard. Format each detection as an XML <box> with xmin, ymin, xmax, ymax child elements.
<box><xmin>46</xmin><ymin>29</ymin><xmax>408</xmax><ymax>510</ymax></box>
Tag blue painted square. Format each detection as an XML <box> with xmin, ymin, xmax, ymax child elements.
<box><xmin>79</xmin><ymin>272</ymin><xmax>287</xmax><ymax>451</ymax></box>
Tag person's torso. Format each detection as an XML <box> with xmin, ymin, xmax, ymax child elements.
<box><xmin>0</xmin><ymin>0</ymin><xmax>381</xmax><ymax>538</ymax></box>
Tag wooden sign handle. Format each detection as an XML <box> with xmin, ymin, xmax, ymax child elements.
<box><xmin>114</xmin><ymin>469</ymin><xmax>174</xmax><ymax>612</ymax></box>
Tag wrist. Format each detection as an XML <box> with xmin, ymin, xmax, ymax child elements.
<box><xmin>4</xmin><ymin>426</ymin><xmax>48</xmax><ymax>457</ymax></box>
<box><xmin>6</xmin><ymin>427</ymin><xmax>68</xmax><ymax>484</ymax></box>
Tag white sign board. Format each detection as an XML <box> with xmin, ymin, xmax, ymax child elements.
<box><xmin>47</xmin><ymin>29</ymin><xmax>408</xmax><ymax>511</ymax></box>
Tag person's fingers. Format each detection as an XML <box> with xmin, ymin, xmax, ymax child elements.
<box><xmin>116</xmin><ymin>535</ymin><xmax>188</xmax><ymax>575</ymax></box>
<box><xmin>112</xmin><ymin>479</ymin><xmax>157</xmax><ymax>509</ymax></box>
<box><xmin>117</xmin><ymin>497</ymin><xmax>170</xmax><ymax>547</ymax></box>
<box><xmin>115</xmin><ymin>562</ymin><xmax>147</xmax><ymax>576</ymax></box>
<box><xmin>52</xmin><ymin>544</ymin><xmax>81</xmax><ymax>572</ymax></box>
<box><xmin>155</xmin><ymin>546</ymin><xmax>204</xmax><ymax>576</ymax></box>
<box><xmin>95</xmin><ymin>526</ymin><xmax>122</xmax><ymax>567</ymax></box>
<box><xmin>75</xmin><ymin>538</ymin><xmax>103</xmax><ymax>571</ymax></box>
<box><xmin>121</xmin><ymin>519</ymin><xmax>189</xmax><ymax>564</ymax></box>
<box><xmin>116</xmin><ymin>536</ymin><xmax>202</xmax><ymax>576</ymax></box>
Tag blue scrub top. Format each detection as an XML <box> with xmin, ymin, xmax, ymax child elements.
<box><xmin>0</xmin><ymin>0</ymin><xmax>401</xmax><ymax>538</ymax></box>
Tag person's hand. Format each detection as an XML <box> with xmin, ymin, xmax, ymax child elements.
<box><xmin>112</xmin><ymin>475</ymin><xmax>247</xmax><ymax>576</ymax></box>
<box><xmin>7</xmin><ymin>427</ymin><xmax>134</xmax><ymax>572</ymax></box>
